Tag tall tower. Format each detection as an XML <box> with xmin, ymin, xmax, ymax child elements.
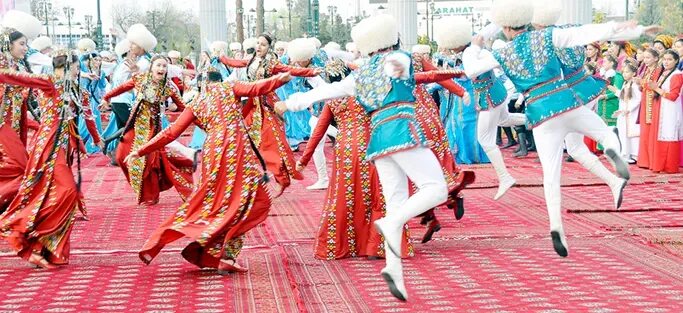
<box><xmin>199</xmin><ymin>0</ymin><xmax>228</xmax><ymax>51</ymax></box>
<box><xmin>388</xmin><ymin>0</ymin><xmax>418</xmax><ymax>48</ymax></box>
<box><xmin>557</xmin><ymin>0</ymin><xmax>592</xmax><ymax>25</ymax></box>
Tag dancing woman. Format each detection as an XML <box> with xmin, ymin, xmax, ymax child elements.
<box><xmin>0</xmin><ymin>51</ymin><xmax>103</xmax><ymax>269</ymax></box>
<box><xmin>101</xmin><ymin>56</ymin><xmax>194</xmax><ymax>205</ymax></box>
<box><xmin>0</xmin><ymin>11</ymin><xmax>43</xmax><ymax>212</ymax></box>
<box><xmin>127</xmin><ymin>69</ymin><xmax>292</xmax><ymax>273</ymax></box>
<box><xmin>78</xmin><ymin>52</ymin><xmax>107</xmax><ymax>154</ymax></box>
<box><xmin>220</xmin><ymin>34</ymin><xmax>321</xmax><ymax>195</ymax></box>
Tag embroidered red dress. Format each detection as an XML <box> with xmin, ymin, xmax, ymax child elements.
<box><xmin>0</xmin><ymin>58</ymin><xmax>36</xmax><ymax>212</ymax></box>
<box><xmin>637</xmin><ymin>66</ymin><xmax>664</xmax><ymax>169</ymax></box>
<box><xmin>138</xmin><ymin>77</ymin><xmax>286</xmax><ymax>268</ymax></box>
<box><xmin>300</xmin><ymin>98</ymin><xmax>413</xmax><ymax>260</ymax></box>
<box><xmin>413</xmin><ymin>57</ymin><xmax>475</xmax><ymax>205</ymax></box>
<box><xmin>103</xmin><ymin>74</ymin><xmax>194</xmax><ymax>204</ymax></box>
<box><xmin>0</xmin><ymin>70</ymin><xmax>101</xmax><ymax>265</ymax></box>
<box><xmin>221</xmin><ymin>55</ymin><xmax>318</xmax><ymax>192</ymax></box>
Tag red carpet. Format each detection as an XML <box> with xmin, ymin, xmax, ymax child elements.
<box><xmin>1</xmin><ymin>146</ymin><xmax>682</xmax><ymax>312</ymax></box>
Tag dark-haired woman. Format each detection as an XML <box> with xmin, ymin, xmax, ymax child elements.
<box><xmin>0</xmin><ymin>52</ymin><xmax>103</xmax><ymax>269</ymax></box>
<box><xmin>647</xmin><ymin>50</ymin><xmax>682</xmax><ymax>173</ymax></box>
<box><xmin>128</xmin><ymin>70</ymin><xmax>292</xmax><ymax>273</ymax></box>
<box><xmin>219</xmin><ymin>34</ymin><xmax>321</xmax><ymax>195</ymax></box>
<box><xmin>101</xmin><ymin>56</ymin><xmax>194</xmax><ymax>205</ymax></box>
<box><xmin>0</xmin><ymin>30</ymin><xmax>38</xmax><ymax>213</ymax></box>
<box><xmin>636</xmin><ymin>48</ymin><xmax>663</xmax><ymax>169</ymax></box>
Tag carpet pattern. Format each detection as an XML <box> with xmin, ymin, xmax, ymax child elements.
<box><xmin>1</xmin><ymin>146</ymin><xmax>682</xmax><ymax>312</ymax></box>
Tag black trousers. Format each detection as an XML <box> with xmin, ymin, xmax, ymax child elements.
<box><xmin>111</xmin><ymin>102</ymin><xmax>131</xmax><ymax>129</ymax></box>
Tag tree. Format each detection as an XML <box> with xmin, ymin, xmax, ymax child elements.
<box><xmin>636</xmin><ymin>0</ymin><xmax>662</xmax><ymax>26</ymax></box>
<box><xmin>659</xmin><ymin>0</ymin><xmax>683</xmax><ymax>34</ymax></box>
<box><xmin>592</xmin><ymin>8</ymin><xmax>606</xmax><ymax>23</ymax></box>
<box><xmin>111</xmin><ymin>1</ymin><xmax>199</xmax><ymax>56</ymax></box>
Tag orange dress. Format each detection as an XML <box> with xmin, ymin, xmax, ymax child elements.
<box><xmin>0</xmin><ymin>70</ymin><xmax>101</xmax><ymax>265</ymax></box>
<box><xmin>637</xmin><ymin>66</ymin><xmax>663</xmax><ymax>169</ymax></box>
<box><xmin>221</xmin><ymin>55</ymin><xmax>318</xmax><ymax>191</ymax></box>
<box><xmin>102</xmin><ymin>74</ymin><xmax>194</xmax><ymax>204</ymax></box>
<box><xmin>138</xmin><ymin>77</ymin><xmax>286</xmax><ymax>268</ymax></box>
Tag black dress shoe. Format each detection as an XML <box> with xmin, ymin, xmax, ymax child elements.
<box><xmin>421</xmin><ymin>220</ymin><xmax>441</xmax><ymax>244</ymax></box>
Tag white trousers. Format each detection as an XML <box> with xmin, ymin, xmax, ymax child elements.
<box><xmin>477</xmin><ymin>103</ymin><xmax>527</xmax><ymax>182</ymax></box>
<box><xmin>374</xmin><ymin>147</ymin><xmax>448</xmax><ymax>271</ymax></box>
<box><xmin>534</xmin><ymin>106</ymin><xmax>622</xmax><ymax>233</ymax></box>
<box><xmin>309</xmin><ymin>116</ymin><xmax>338</xmax><ymax>184</ymax></box>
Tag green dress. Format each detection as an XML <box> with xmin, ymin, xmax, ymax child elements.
<box><xmin>597</xmin><ymin>71</ymin><xmax>624</xmax><ymax>126</ymax></box>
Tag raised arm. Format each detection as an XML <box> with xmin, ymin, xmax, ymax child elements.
<box><xmin>137</xmin><ymin>109</ymin><xmax>197</xmax><ymax>156</ymax></box>
<box><xmin>0</xmin><ymin>69</ymin><xmax>55</xmax><ymax>95</ymax></box>
<box><xmin>79</xmin><ymin>92</ymin><xmax>102</xmax><ymax>144</ymax></box>
<box><xmin>219</xmin><ymin>56</ymin><xmax>249</xmax><ymax>68</ymax></box>
<box><xmin>284</xmin><ymin>74</ymin><xmax>355</xmax><ymax>112</ymax></box>
<box><xmin>552</xmin><ymin>22</ymin><xmax>645</xmax><ymax>49</ymax></box>
<box><xmin>462</xmin><ymin>46</ymin><xmax>501</xmax><ymax>79</ymax></box>
<box><xmin>415</xmin><ymin>70</ymin><xmax>465</xmax><ymax>84</ymax></box>
<box><xmin>273</xmin><ymin>63</ymin><xmax>320</xmax><ymax>77</ymax></box>
<box><xmin>299</xmin><ymin>105</ymin><xmax>333</xmax><ymax>166</ymax></box>
<box><xmin>103</xmin><ymin>79</ymin><xmax>135</xmax><ymax>102</ymax></box>
<box><xmin>422</xmin><ymin>59</ymin><xmax>466</xmax><ymax>97</ymax></box>
<box><xmin>232</xmin><ymin>75</ymin><xmax>288</xmax><ymax>97</ymax></box>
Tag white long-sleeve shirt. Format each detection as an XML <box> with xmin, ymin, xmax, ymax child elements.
<box><xmin>464</xmin><ymin>22</ymin><xmax>645</xmax><ymax>79</ymax></box>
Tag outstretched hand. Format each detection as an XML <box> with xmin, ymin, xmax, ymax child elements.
<box><xmin>642</xmin><ymin>25</ymin><xmax>664</xmax><ymax>37</ymax></box>
<box><xmin>276</xmin><ymin>72</ymin><xmax>292</xmax><ymax>83</ymax></box>
<box><xmin>471</xmin><ymin>35</ymin><xmax>485</xmax><ymax>48</ymax></box>
<box><xmin>295</xmin><ymin>161</ymin><xmax>304</xmax><ymax>172</ymax></box>
<box><xmin>124</xmin><ymin>151</ymin><xmax>140</xmax><ymax>164</ymax></box>
<box><xmin>274</xmin><ymin>101</ymin><xmax>288</xmax><ymax>116</ymax></box>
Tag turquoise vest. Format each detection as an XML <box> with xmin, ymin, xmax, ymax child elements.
<box><xmin>355</xmin><ymin>51</ymin><xmax>426</xmax><ymax>160</ymax></box>
<box><xmin>493</xmin><ymin>28</ymin><xmax>582</xmax><ymax>128</ymax></box>
<box><xmin>472</xmin><ymin>70</ymin><xmax>508</xmax><ymax>111</ymax></box>
<box><xmin>553</xmin><ymin>26</ymin><xmax>608</xmax><ymax>105</ymax></box>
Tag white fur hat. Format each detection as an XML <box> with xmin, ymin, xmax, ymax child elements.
<box><xmin>531</xmin><ymin>0</ymin><xmax>561</xmax><ymax>26</ymax></box>
<box><xmin>77</xmin><ymin>38</ymin><xmax>97</xmax><ymax>53</ymax></box>
<box><xmin>492</xmin><ymin>0</ymin><xmax>534</xmax><ymax>28</ymax></box>
<box><xmin>210</xmin><ymin>41</ymin><xmax>228</xmax><ymax>54</ymax></box>
<box><xmin>274</xmin><ymin>41</ymin><xmax>288</xmax><ymax>50</ymax></box>
<box><xmin>229</xmin><ymin>42</ymin><xmax>242</xmax><ymax>51</ymax></box>
<box><xmin>308</xmin><ymin>37</ymin><xmax>322</xmax><ymax>49</ymax></box>
<box><xmin>345</xmin><ymin>42</ymin><xmax>357</xmax><ymax>52</ymax></box>
<box><xmin>351</xmin><ymin>14</ymin><xmax>398</xmax><ymax>56</ymax></box>
<box><xmin>168</xmin><ymin>50</ymin><xmax>181</xmax><ymax>59</ymax></box>
<box><xmin>99</xmin><ymin>50</ymin><xmax>113</xmax><ymax>59</ymax></box>
<box><xmin>324</xmin><ymin>41</ymin><xmax>341</xmax><ymax>51</ymax></box>
<box><xmin>434</xmin><ymin>17</ymin><xmax>472</xmax><ymax>50</ymax></box>
<box><xmin>30</xmin><ymin>36</ymin><xmax>52</xmax><ymax>51</ymax></box>
<box><xmin>411</xmin><ymin>44</ymin><xmax>431</xmax><ymax>54</ymax></box>
<box><xmin>126</xmin><ymin>24</ymin><xmax>157</xmax><ymax>51</ymax></box>
<box><xmin>115</xmin><ymin>39</ymin><xmax>131</xmax><ymax>57</ymax></box>
<box><xmin>1</xmin><ymin>10</ymin><xmax>43</xmax><ymax>39</ymax></box>
<box><xmin>287</xmin><ymin>38</ymin><xmax>316</xmax><ymax>62</ymax></box>
<box><xmin>243</xmin><ymin>38</ymin><xmax>258</xmax><ymax>51</ymax></box>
